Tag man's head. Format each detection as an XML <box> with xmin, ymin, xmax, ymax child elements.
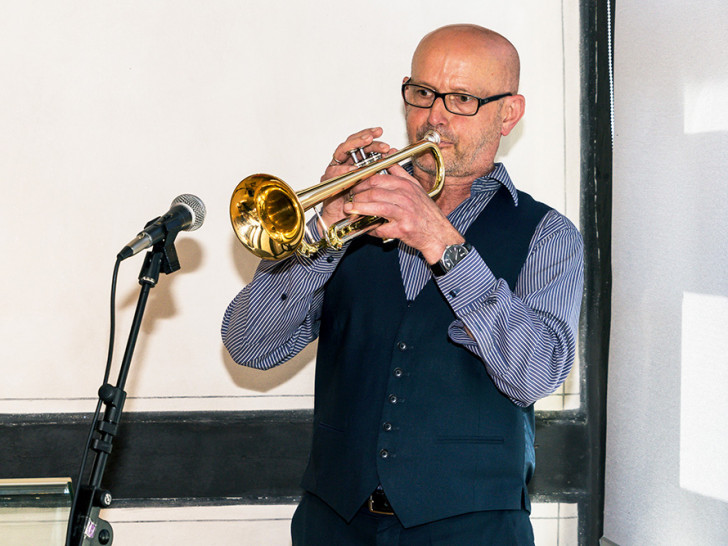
<box><xmin>404</xmin><ymin>24</ymin><xmax>525</xmax><ymax>180</ymax></box>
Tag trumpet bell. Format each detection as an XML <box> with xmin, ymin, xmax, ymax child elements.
<box><xmin>230</xmin><ymin>174</ymin><xmax>305</xmax><ymax>260</ymax></box>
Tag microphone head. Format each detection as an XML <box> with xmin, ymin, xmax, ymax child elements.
<box><xmin>172</xmin><ymin>194</ymin><xmax>206</xmax><ymax>231</ymax></box>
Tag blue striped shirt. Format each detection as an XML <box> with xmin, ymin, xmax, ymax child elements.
<box><xmin>222</xmin><ymin>163</ymin><xmax>584</xmax><ymax>407</ymax></box>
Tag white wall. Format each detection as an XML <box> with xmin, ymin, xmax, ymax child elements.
<box><xmin>605</xmin><ymin>1</ymin><xmax>728</xmax><ymax>543</ymax></box>
<box><xmin>0</xmin><ymin>1</ymin><xmax>581</xmax><ymax>415</ymax></box>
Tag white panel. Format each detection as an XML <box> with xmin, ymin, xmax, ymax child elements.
<box><xmin>684</xmin><ymin>78</ymin><xmax>728</xmax><ymax>134</ymax></box>
<box><xmin>101</xmin><ymin>505</ymin><xmax>295</xmax><ymax>546</ymax></box>
<box><xmin>680</xmin><ymin>292</ymin><xmax>728</xmax><ymax>502</ymax></box>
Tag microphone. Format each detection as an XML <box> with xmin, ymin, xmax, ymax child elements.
<box><xmin>117</xmin><ymin>194</ymin><xmax>206</xmax><ymax>260</ymax></box>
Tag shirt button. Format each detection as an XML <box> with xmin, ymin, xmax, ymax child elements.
<box><xmin>393</xmin><ymin>368</ymin><xmax>403</xmax><ymax>378</ymax></box>
<box><xmin>380</xmin><ymin>449</ymin><xmax>390</xmax><ymax>459</ymax></box>
<box><xmin>382</xmin><ymin>422</ymin><xmax>392</xmax><ymax>432</ymax></box>
<box><xmin>397</xmin><ymin>342</ymin><xmax>407</xmax><ymax>351</ymax></box>
<box><xmin>388</xmin><ymin>394</ymin><xmax>398</xmax><ymax>404</ymax></box>
<box><xmin>326</xmin><ymin>256</ymin><xmax>334</xmax><ymax>263</ymax></box>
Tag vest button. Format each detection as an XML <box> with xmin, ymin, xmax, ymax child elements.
<box><xmin>388</xmin><ymin>394</ymin><xmax>398</xmax><ymax>404</ymax></box>
<box><xmin>380</xmin><ymin>449</ymin><xmax>390</xmax><ymax>459</ymax></box>
<box><xmin>382</xmin><ymin>422</ymin><xmax>392</xmax><ymax>432</ymax></box>
<box><xmin>397</xmin><ymin>341</ymin><xmax>407</xmax><ymax>351</ymax></box>
<box><xmin>393</xmin><ymin>367</ymin><xmax>403</xmax><ymax>378</ymax></box>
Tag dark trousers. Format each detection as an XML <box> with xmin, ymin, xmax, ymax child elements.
<box><xmin>291</xmin><ymin>492</ymin><xmax>535</xmax><ymax>546</ymax></box>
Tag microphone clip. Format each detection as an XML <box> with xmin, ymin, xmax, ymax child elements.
<box><xmin>139</xmin><ymin>231</ymin><xmax>181</xmax><ymax>286</ymax></box>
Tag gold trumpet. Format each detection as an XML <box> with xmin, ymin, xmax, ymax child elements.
<box><xmin>230</xmin><ymin>130</ymin><xmax>444</xmax><ymax>260</ymax></box>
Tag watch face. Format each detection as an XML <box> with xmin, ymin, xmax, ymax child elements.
<box><xmin>441</xmin><ymin>244</ymin><xmax>468</xmax><ymax>271</ymax></box>
<box><xmin>441</xmin><ymin>247</ymin><xmax>456</xmax><ymax>269</ymax></box>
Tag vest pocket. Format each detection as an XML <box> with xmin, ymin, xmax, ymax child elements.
<box><xmin>317</xmin><ymin>421</ymin><xmax>346</xmax><ymax>434</ymax></box>
<box><xmin>434</xmin><ymin>435</ymin><xmax>504</xmax><ymax>445</ymax></box>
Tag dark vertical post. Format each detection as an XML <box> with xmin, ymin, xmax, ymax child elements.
<box><xmin>579</xmin><ymin>0</ymin><xmax>614</xmax><ymax>543</ymax></box>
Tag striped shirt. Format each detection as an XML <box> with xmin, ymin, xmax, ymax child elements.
<box><xmin>222</xmin><ymin>163</ymin><xmax>584</xmax><ymax>407</ymax></box>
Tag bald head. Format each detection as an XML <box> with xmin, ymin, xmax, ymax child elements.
<box><xmin>412</xmin><ymin>24</ymin><xmax>520</xmax><ymax>94</ymax></box>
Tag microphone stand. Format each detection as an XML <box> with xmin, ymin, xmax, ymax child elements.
<box><xmin>67</xmin><ymin>233</ymin><xmax>182</xmax><ymax>546</ymax></box>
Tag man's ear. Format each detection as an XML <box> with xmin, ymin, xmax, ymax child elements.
<box><xmin>501</xmin><ymin>94</ymin><xmax>525</xmax><ymax>136</ymax></box>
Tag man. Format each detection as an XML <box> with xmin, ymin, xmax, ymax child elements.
<box><xmin>222</xmin><ymin>24</ymin><xmax>583</xmax><ymax>545</ymax></box>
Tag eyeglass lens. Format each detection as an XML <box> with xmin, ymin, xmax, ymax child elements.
<box><xmin>403</xmin><ymin>84</ymin><xmax>480</xmax><ymax>115</ymax></box>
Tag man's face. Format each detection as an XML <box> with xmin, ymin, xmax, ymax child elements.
<box><xmin>405</xmin><ymin>38</ymin><xmax>507</xmax><ymax>180</ymax></box>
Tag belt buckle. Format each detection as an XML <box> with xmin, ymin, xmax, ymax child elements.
<box><xmin>367</xmin><ymin>491</ymin><xmax>394</xmax><ymax>516</ymax></box>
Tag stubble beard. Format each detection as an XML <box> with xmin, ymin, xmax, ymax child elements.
<box><xmin>412</xmin><ymin>123</ymin><xmax>500</xmax><ymax>179</ymax></box>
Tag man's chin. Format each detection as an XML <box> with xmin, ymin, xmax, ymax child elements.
<box><xmin>412</xmin><ymin>156</ymin><xmax>438</xmax><ymax>176</ymax></box>
<box><xmin>414</xmin><ymin>148</ymin><xmax>457</xmax><ymax>174</ymax></box>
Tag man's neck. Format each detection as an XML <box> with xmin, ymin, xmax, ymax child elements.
<box><xmin>413</xmin><ymin>163</ymin><xmax>495</xmax><ymax>216</ymax></box>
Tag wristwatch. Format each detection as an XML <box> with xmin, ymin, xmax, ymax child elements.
<box><xmin>431</xmin><ymin>242</ymin><xmax>472</xmax><ymax>277</ymax></box>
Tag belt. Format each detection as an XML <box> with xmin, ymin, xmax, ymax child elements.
<box><xmin>367</xmin><ymin>488</ymin><xmax>394</xmax><ymax>516</ymax></box>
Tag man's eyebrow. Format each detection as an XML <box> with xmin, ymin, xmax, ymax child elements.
<box><xmin>407</xmin><ymin>79</ymin><xmax>479</xmax><ymax>95</ymax></box>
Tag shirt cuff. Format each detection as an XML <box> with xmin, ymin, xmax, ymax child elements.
<box><xmin>433</xmin><ymin>247</ymin><xmax>497</xmax><ymax>314</ymax></box>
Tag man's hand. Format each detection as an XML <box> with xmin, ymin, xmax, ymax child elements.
<box><xmin>342</xmin><ymin>162</ymin><xmax>464</xmax><ymax>264</ymax></box>
<box><xmin>318</xmin><ymin>127</ymin><xmax>392</xmax><ymax>230</ymax></box>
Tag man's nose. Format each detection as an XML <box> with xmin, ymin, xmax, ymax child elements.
<box><xmin>427</xmin><ymin>96</ymin><xmax>451</xmax><ymax>126</ymax></box>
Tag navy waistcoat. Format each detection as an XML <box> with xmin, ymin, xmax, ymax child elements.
<box><xmin>301</xmin><ymin>186</ymin><xmax>551</xmax><ymax>528</ymax></box>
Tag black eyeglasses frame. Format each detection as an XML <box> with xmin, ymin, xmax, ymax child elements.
<box><xmin>401</xmin><ymin>79</ymin><xmax>513</xmax><ymax>117</ymax></box>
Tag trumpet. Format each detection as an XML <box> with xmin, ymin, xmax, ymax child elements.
<box><xmin>230</xmin><ymin>130</ymin><xmax>445</xmax><ymax>260</ymax></box>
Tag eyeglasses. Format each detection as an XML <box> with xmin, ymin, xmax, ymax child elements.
<box><xmin>401</xmin><ymin>79</ymin><xmax>512</xmax><ymax>116</ymax></box>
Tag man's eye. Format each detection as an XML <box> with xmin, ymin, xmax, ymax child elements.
<box><xmin>415</xmin><ymin>88</ymin><xmax>433</xmax><ymax>98</ymax></box>
<box><xmin>453</xmin><ymin>94</ymin><xmax>474</xmax><ymax>103</ymax></box>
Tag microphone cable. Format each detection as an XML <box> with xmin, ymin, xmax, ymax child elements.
<box><xmin>65</xmin><ymin>255</ymin><xmax>121</xmax><ymax>546</ymax></box>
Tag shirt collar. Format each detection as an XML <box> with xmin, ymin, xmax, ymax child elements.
<box><xmin>471</xmin><ymin>162</ymin><xmax>519</xmax><ymax>206</ymax></box>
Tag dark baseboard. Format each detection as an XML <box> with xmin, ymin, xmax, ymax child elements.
<box><xmin>0</xmin><ymin>410</ymin><xmax>586</xmax><ymax>507</ymax></box>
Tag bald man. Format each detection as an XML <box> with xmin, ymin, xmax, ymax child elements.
<box><xmin>223</xmin><ymin>24</ymin><xmax>583</xmax><ymax>545</ymax></box>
